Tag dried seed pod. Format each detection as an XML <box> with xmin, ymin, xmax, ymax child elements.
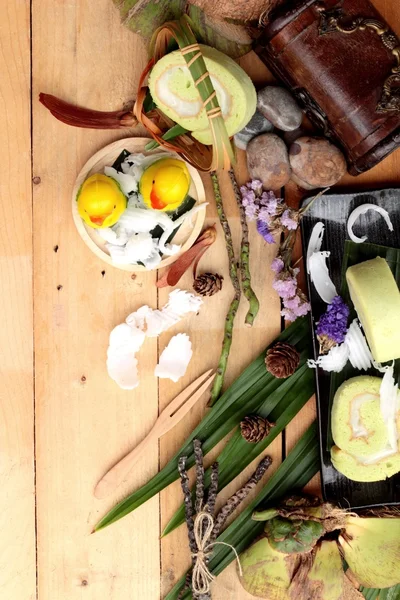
<box><xmin>265</xmin><ymin>342</ymin><xmax>300</xmax><ymax>378</ymax></box>
<box><xmin>240</xmin><ymin>415</ymin><xmax>274</xmax><ymax>443</ymax></box>
<box><xmin>193</xmin><ymin>273</ymin><xmax>223</xmax><ymax>297</ymax></box>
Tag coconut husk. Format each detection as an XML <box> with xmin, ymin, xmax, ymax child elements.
<box><xmin>188</xmin><ymin>0</ymin><xmax>283</xmax><ymax>23</ymax></box>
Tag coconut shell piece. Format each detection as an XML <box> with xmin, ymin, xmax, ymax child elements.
<box><xmin>293</xmin><ymin>541</ymin><xmax>361</xmax><ymax>600</ymax></box>
<box><xmin>265</xmin><ymin>342</ymin><xmax>300</xmax><ymax>378</ymax></box>
<box><xmin>188</xmin><ymin>0</ymin><xmax>282</xmax><ymax>22</ymax></box>
<box><xmin>339</xmin><ymin>516</ymin><xmax>400</xmax><ymax>588</ymax></box>
<box><xmin>239</xmin><ymin>535</ymin><xmax>299</xmax><ymax>599</ymax></box>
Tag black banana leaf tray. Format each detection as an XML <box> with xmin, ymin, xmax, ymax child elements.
<box><xmin>301</xmin><ymin>188</ymin><xmax>400</xmax><ymax>508</ymax></box>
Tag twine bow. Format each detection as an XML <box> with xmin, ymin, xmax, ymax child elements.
<box><xmin>191</xmin><ymin>511</ymin><xmax>242</xmax><ymax>596</ymax></box>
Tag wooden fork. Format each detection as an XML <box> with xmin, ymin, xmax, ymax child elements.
<box><xmin>94</xmin><ymin>369</ymin><xmax>215</xmax><ymax>499</ymax></box>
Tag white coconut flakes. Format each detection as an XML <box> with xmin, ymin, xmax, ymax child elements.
<box><xmin>155</xmin><ymin>334</ymin><xmax>193</xmax><ymax>382</ymax></box>
<box><xmin>347</xmin><ymin>203</ymin><xmax>393</xmax><ymax>244</ymax></box>
<box><xmin>107</xmin><ymin>290</ymin><xmax>202</xmax><ymax>389</ymax></box>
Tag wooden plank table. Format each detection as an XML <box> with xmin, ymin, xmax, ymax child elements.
<box><xmin>1</xmin><ymin>1</ymin><xmax>399</xmax><ymax>598</ymax></box>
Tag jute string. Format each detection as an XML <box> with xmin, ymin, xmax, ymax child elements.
<box><xmin>191</xmin><ymin>511</ymin><xmax>243</xmax><ymax>596</ymax></box>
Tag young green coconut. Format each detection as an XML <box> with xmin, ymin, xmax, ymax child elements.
<box><xmin>239</xmin><ymin>496</ymin><xmax>400</xmax><ymax>599</ymax></box>
<box><xmin>339</xmin><ymin>515</ymin><xmax>400</xmax><ymax>588</ymax></box>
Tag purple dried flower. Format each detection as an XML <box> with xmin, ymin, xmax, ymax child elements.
<box><xmin>272</xmin><ymin>274</ymin><xmax>298</xmax><ymax>299</ymax></box>
<box><xmin>281</xmin><ymin>308</ymin><xmax>297</xmax><ymax>322</ymax></box>
<box><xmin>257</xmin><ymin>220</ymin><xmax>275</xmax><ymax>243</ymax></box>
<box><xmin>260</xmin><ymin>191</ymin><xmax>280</xmax><ymax>214</ymax></box>
<box><xmin>283</xmin><ymin>294</ymin><xmax>311</xmax><ymax>318</ymax></box>
<box><xmin>258</xmin><ymin>207</ymin><xmax>272</xmax><ymax>224</ymax></box>
<box><xmin>316</xmin><ymin>295</ymin><xmax>350</xmax><ymax>353</ymax></box>
<box><xmin>271</xmin><ymin>257</ymin><xmax>284</xmax><ymax>274</ymax></box>
<box><xmin>283</xmin><ymin>295</ymin><xmax>301</xmax><ymax>310</ymax></box>
<box><xmin>294</xmin><ymin>300</ymin><xmax>311</xmax><ymax>317</ymax></box>
<box><xmin>281</xmin><ymin>209</ymin><xmax>298</xmax><ymax>231</ymax></box>
<box><xmin>249</xmin><ymin>179</ymin><xmax>263</xmax><ymax>192</ymax></box>
<box><xmin>245</xmin><ymin>204</ymin><xmax>259</xmax><ymax>221</ymax></box>
<box><xmin>241</xmin><ymin>190</ymin><xmax>256</xmax><ymax>206</ymax></box>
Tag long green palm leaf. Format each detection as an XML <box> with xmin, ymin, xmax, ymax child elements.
<box><xmin>361</xmin><ymin>586</ymin><xmax>400</xmax><ymax>600</ymax></box>
<box><xmin>163</xmin><ymin>360</ymin><xmax>315</xmax><ymax>535</ymax></box>
<box><xmin>94</xmin><ymin>317</ymin><xmax>312</xmax><ymax>531</ymax></box>
<box><xmin>165</xmin><ymin>422</ymin><xmax>320</xmax><ymax>600</ymax></box>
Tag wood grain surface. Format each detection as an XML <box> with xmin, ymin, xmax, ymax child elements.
<box><xmin>1</xmin><ymin>0</ymin><xmax>399</xmax><ymax>598</ymax></box>
<box><xmin>0</xmin><ymin>2</ymin><xmax>36</xmax><ymax>599</ymax></box>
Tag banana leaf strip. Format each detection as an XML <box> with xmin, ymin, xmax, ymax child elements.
<box><xmin>165</xmin><ymin>422</ymin><xmax>321</xmax><ymax>600</ymax></box>
<box><xmin>94</xmin><ymin>317</ymin><xmax>312</xmax><ymax>531</ymax></box>
<box><xmin>163</xmin><ymin>358</ymin><xmax>315</xmax><ymax>535</ymax></box>
<box><xmin>145</xmin><ymin>124</ymin><xmax>189</xmax><ymax>151</ymax></box>
<box><xmin>361</xmin><ymin>586</ymin><xmax>400</xmax><ymax>600</ymax></box>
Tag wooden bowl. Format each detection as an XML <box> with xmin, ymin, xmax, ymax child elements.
<box><xmin>72</xmin><ymin>138</ymin><xmax>206</xmax><ymax>271</ymax></box>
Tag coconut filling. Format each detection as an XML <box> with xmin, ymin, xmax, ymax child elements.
<box><xmin>156</xmin><ymin>66</ymin><xmax>231</xmax><ymax>129</ymax></box>
<box><xmin>350</xmin><ymin>393</ymin><xmax>378</xmax><ymax>438</ymax></box>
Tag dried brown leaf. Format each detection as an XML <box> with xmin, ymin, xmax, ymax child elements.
<box><xmin>156</xmin><ymin>226</ymin><xmax>217</xmax><ymax>288</ymax></box>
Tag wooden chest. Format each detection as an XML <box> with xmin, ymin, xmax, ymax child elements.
<box><xmin>256</xmin><ymin>0</ymin><xmax>400</xmax><ymax>174</ymax></box>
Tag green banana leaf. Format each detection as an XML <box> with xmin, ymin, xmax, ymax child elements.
<box><xmin>165</xmin><ymin>421</ymin><xmax>400</xmax><ymax>600</ymax></box>
<box><xmin>163</xmin><ymin>358</ymin><xmax>315</xmax><ymax>535</ymax></box>
<box><xmin>113</xmin><ymin>0</ymin><xmax>253</xmax><ymax>58</ymax></box>
<box><xmin>165</xmin><ymin>422</ymin><xmax>321</xmax><ymax>599</ymax></box>
<box><xmin>361</xmin><ymin>586</ymin><xmax>400</xmax><ymax>600</ymax></box>
<box><xmin>145</xmin><ymin>124</ymin><xmax>189</xmax><ymax>152</ymax></box>
<box><xmin>94</xmin><ymin>317</ymin><xmax>312</xmax><ymax>531</ymax></box>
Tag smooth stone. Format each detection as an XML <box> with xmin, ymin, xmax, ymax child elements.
<box><xmin>247</xmin><ymin>133</ymin><xmax>291</xmax><ymax>190</ymax></box>
<box><xmin>283</xmin><ymin>127</ymin><xmax>305</xmax><ymax>146</ymax></box>
<box><xmin>257</xmin><ymin>86</ymin><xmax>303</xmax><ymax>132</ymax></box>
<box><xmin>289</xmin><ymin>136</ymin><xmax>347</xmax><ymax>190</ymax></box>
<box><xmin>234</xmin><ymin>109</ymin><xmax>274</xmax><ymax>150</ymax></box>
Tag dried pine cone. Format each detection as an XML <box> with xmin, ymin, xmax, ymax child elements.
<box><xmin>240</xmin><ymin>415</ymin><xmax>274</xmax><ymax>443</ymax></box>
<box><xmin>193</xmin><ymin>273</ymin><xmax>223</xmax><ymax>297</ymax></box>
<box><xmin>265</xmin><ymin>342</ymin><xmax>300</xmax><ymax>378</ymax></box>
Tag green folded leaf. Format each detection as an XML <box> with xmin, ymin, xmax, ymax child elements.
<box><xmin>165</xmin><ymin>422</ymin><xmax>320</xmax><ymax>600</ymax></box>
<box><xmin>163</xmin><ymin>359</ymin><xmax>315</xmax><ymax>536</ymax></box>
<box><xmin>145</xmin><ymin>124</ymin><xmax>189</xmax><ymax>152</ymax></box>
<box><xmin>94</xmin><ymin>317</ymin><xmax>312</xmax><ymax>531</ymax></box>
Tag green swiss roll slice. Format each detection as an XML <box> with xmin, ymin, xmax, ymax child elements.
<box><xmin>148</xmin><ymin>45</ymin><xmax>256</xmax><ymax>145</ymax></box>
<box><xmin>331</xmin><ymin>445</ymin><xmax>400</xmax><ymax>482</ymax></box>
<box><xmin>331</xmin><ymin>376</ymin><xmax>389</xmax><ymax>458</ymax></box>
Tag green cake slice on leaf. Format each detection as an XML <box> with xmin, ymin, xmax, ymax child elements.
<box><xmin>331</xmin><ymin>376</ymin><xmax>400</xmax><ymax>482</ymax></box>
<box><xmin>149</xmin><ymin>45</ymin><xmax>256</xmax><ymax>145</ymax></box>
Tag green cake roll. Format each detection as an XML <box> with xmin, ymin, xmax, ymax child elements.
<box><xmin>149</xmin><ymin>45</ymin><xmax>256</xmax><ymax>145</ymax></box>
<box><xmin>331</xmin><ymin>376</ymin><xmax>389</xmax><ymax>457</ymax></box>
<box><xmin>331</xmin><ymin>375</ymin><xmax>400</xmax><ymax>482</ymax></box>
<box><xmin>331</xmin><ymin>445</ymin><xmax>400</xmax><ymax>482</ymax></box>
<box><xmin>346</xmin><ymin>256</ymin><xmax>400</xmax><ymax>363</ymax></box>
